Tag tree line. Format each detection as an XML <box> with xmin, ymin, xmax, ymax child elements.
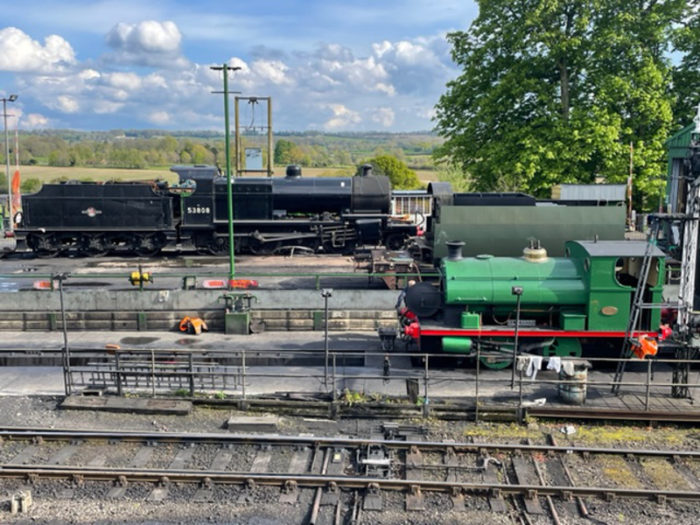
<box><xmin>0</xmin><ymin>131</ymin><xmax>434</xmax><ymax>193</ymax></box>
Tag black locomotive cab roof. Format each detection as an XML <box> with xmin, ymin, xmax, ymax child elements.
<box><xmin>170</xmin><ymin>165</ymin><xmax>220</xmax><ymax>180</ymax></box>
<box><xmin>567</xmin><ymin>240</ymin><xmax>666</xmax><ymax>258</ymax></box>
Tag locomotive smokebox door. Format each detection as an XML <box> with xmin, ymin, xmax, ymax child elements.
<box><xmin>405</xmin><ymin>282</ymin><xmax>442</xmax><ymax>318</ymax></box>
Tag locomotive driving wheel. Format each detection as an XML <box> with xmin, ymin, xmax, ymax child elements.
<box><xmin>132</xmin><ymin>233</ymin><xmax>162</xmax><ymax>257</ymax></box>
<box><xmin>28</xmin><ymin>233</ymin><xmax>59</xmax><ymax>258</ymax></box>
<box><xmin>79</xmin><ymin>234</ymin><xmax>108</xmax><ymax>257</ymax></box>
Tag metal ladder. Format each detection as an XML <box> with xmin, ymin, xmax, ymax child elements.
<box><xmin>671</xmin><ymin>174</ymin><xmax>700</xmax><ymax>398</ymax></box>
<box><xmin>611</xmin><ymin>220</ymin><xmax>660</xmax><ymax>394</ymax></box>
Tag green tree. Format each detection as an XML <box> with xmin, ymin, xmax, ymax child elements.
<box><xmin>364</xmin><ymin>155</ymin><xmax>422</xmax><ymax>189</ymax></box>
<box><xmin>20</xmin><ymin>178</ymin><xmax>42</xmax><ymax>193</ymax></box>
<box><xmin>671</xmin><ymin>8</ymin><xmax>700</xmax><ymax>127</ymax></box>
<box><xmin>434</xmin><ymin>0</ymin><xmax>686</xmax><ymax>208</ymax></box>
<box><xmin>48</xmin><ymin>149</ymin><xmax>71</xmax><ymax>167</ymax></box>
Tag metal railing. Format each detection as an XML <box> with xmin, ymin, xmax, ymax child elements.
<box><xmin>45</xmin><ymin>347</ymin><xmax>699</xmax><ymax>421</ymax></box>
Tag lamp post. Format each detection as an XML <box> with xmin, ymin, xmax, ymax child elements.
<box><xmin>321</xmin><ymin>288</ymin><xmax>333</xmax><ymax>387</ymax></box>
<box><xmin>210</xmin><ymin>66</ymin><xmax>241</xmax><ymax>286</ymax></box>
<box><xmin>510</xmin><ymin>285</ymin><xmax>523</xmax><ymax>389</ymax></box>
<box><xmin>2</xmin><ymin>94</ymin><xmax>17</xmax><ymax>231</ymax></box>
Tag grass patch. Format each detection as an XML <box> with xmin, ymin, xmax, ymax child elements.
<box><xmin>597</xmin><ymin>454</ymin><xmax>643</xmax><ymax>488</ymax></box>
<box><xmin>463</xmin><ymin>422</ymin><xmax>538</xmax><ymax>441</ymax></box>
<box><xmin>640</xmin><ymin>458</ymin><xmax>692</xmax><ymax>490</ymax></box>
<box><xmin>573</xmin><ymin>424</ymin><xmax>689</xmax><ymax>447</ymax></box>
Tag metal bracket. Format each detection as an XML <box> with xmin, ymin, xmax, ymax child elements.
<box><xmin>219</xmin><ymin>292</ymin><xmax>258</xmax><ymax>313</ymax></box>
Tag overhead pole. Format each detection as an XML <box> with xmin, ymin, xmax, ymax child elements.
<box><xmin>210</xmin><ymin>64</ymin><xmax>241</xmax><ymax>286</ymax></box>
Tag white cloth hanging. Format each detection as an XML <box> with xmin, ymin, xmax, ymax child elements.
<box><xmin>547</xmin><ymin>356</ymin><xmax>562</xmax><ymax>373</ymax></box>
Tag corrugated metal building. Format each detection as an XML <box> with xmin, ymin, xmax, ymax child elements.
<box><xmin>551</xmin><ymin>184</ymin><xmax>626</xmax><ymax>202</ymax></box>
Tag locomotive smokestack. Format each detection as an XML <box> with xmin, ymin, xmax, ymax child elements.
<box><xmin>285</xmin><ymin>165</ymin><xmax>302</xmax><ymax>178</ymax></box>
<box><xmin>446</xmin><ymin>241</ymin><xmax>465</xmax><ymax>261</ymax></box>
<box><xmin>360</xmin><ymin>164</ymin><xmax>373</xmax><ymax>177</ymax></box>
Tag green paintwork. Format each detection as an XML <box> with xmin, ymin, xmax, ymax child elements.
<box><xmin>543</xmin><ymin>338</ymin><xmax>582</xmax><ymax>357</ymax></box>
<box><xmin>565</xmin><ymin>241</ymin><xmax>665</xmax><ymax>332</ymax></box>
<box><xmin>442</xmin><ymin>336</ymin><xmax>473</xmax><ymax>353</ymax></box>
<box><xmin>460</xmin><ymin>311</ymin><xmax>481</xmax><ymax>329</ymax></box>
<box><xmin>442</xmin><ymin>255</ymin><xmax>586</xmax><ymax>307</ymax></box>
<box><xmin>433</xmin><ymin>206</ymin><xmax>625</xmax><ymax>260</ymax></box>
<box><xmin>438</xmin><ymin>240</ymin><xmax>666</xmax><ymax>335</ymax></box>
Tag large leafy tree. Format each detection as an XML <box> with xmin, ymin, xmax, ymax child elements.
<box><xmin>672</xmin><ymin>7</ymin><xmax>700</xmax><ymax>127</ymax></box>
<box><xmin>434</xmin><ymin>0</ymin><xmax>688</xmax><ymax>208</ymax></box>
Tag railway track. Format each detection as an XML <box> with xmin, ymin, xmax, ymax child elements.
<box><xmin>0</xmin><ymin>427</ymin><xmax>699</xmax><ymax>522</ymax></box>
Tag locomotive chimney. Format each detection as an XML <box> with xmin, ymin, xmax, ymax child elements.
<box><xmin>360</xmin><ymin>164</ymin><xmax>373</xmax><ymax>177</ymax></box>
<box><xmin>285</xmin><ymin>164</ymin><xmax>302</xmax><ymax>178</ymax></box>
<box><xmin>446</xmin><ymin>241</ymin><xmax>465</xmax><ymax>261</ymax></box>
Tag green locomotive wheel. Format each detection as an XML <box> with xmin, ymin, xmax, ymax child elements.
<box><xmin>478</xmin><ymin>338</ymin><xmax>514</xmax><ymax>369</ymax></box>
<box><xmin>479</xmin><ymin>354</ymin><xmax>513</xmax><ymax>369</ymax></box>
<box><xmin>543</xmin><ymin>338</ymin><xmax>583</xmax><ymax>358</ymax></box>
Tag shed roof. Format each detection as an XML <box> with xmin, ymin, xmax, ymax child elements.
<box><xmin>569</xmin><ymin>240</ymin><xmax>665</xmax><ymax>258</ymax></box>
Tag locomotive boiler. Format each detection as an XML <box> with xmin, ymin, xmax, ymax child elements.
<box><xmin>399</xmin><ymin>239</ymin><xmax>667</xmax><ymax>368</ymax></box>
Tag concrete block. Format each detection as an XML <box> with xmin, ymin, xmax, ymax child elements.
<box><xmin>84</xmin><ymin>321</ymin><xmax>113</xmax><ymax>331</ymax></box>
<box><xmin>25</xmin><ymin>321</ymin><xmax>50</xmax><ymax>330</ymax></box>
<box><xmin>378</xmin><ymin>311</ymin><xmax>397</xmax><ymax>319</ymax></box>
<box><xmin>348</xmin><ymin>311</ymin><xmax>377</xmax><ymax>319</ymax></box>
<box><xmin>329</xmin><ymin>311</ymin><xmax>347</xmax><ymax>319</ymax></box>
<box><xmin>0</xmin><ymin>321</ymin><xmax>23</xmax><ymax>329</ymax></box>
<box><xmin>287</xmin><ymin>311</ymin><xmax>311</xmax><ymax>319</ymax></box>
<box><xmin>84</xmin><ymin>312</ymin><xmax>114</xmax><ymax>321</ymax></box>
<box><xmin>227</xmin><ymin>414</ymin><xmax>280</xmax><ymax>433</ymax></box>
<box><xmin>328</xmin><ymin>320</ymin><xmax>348</xmax><ymax>330</ymax></box>
<box><xmin>0</xmin><ymin>312</ymin><xmax>24</xmax><ymax>320</ymax></box>
<box><xmin>288</xmin><ymin>319</ymin><xmax>314</xmax><ymax>330</ymax></box>
<box><xmin>349</xmin><ymin>320</ymin><xmax>377</xmax><ymax>330</ymax></box>
<box><xmin>23</xmin><ymin>313</ymin><xmax>47</xmax><ymax>321</ymax></box>
<box><xmin>262</xmin><ymin>320</ymin><xmax>288</xmax><ymax>330</ymax></box>
<box><xmin>260</xmin><ymin>310</ymin><xmax>288</xmax><ymax>319</ymax></box>
<box><xmin>113</xmin><ymin>321</ymin><xmax>137</xmax><ymax>330</ymax></box>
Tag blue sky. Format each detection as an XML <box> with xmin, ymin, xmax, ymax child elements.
<box><xmin>0</xmin><ymin>1</ymin><xmax>478</xmax><ymax>132</ymax></box>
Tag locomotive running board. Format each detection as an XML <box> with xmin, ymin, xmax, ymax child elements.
<box><xmin>418</xmin><ymin>328</ymin><xmax>659</xmax><ymax>339</ymax></box>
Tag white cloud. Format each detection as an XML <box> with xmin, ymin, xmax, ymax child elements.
<box><xmin>23</xmin><ymin>113</ymin><xmax>50</xmax><ymax>129</ymax></box>
<box><xmin>105</xmin><ymin>72</ymin><xmax>142</xmax><ymax>91</ymax></box>
<box><xmin>323</xmin><ymin>104</ymin><xmax>361</xmax><ymax>130</ymax></box>
<box><xmin>371</xmin><ymin>107</ymin><xmax>395</xmax><ymax>127</ymax></box>
<box><xmin>56</xmin><ymin>95</ymin><xmax>79</xmax><ymax>113</ymax></box>
<box><xmin>78</xmin><ymin>69</ymin><xmax>101</xmax><ymax>81</ymax></box>
<box><xmin>106</xmin><ymin>20</ymin><xmax>181</xmax><ymax>53</ymax></box>
<box><xmin>104</xmin><ymin>20</ymin><xmax>187</xmax><ymax>67</ymax></box>
<box><xmin>252</xmin><ymin>59</ymin><xmax>293</xmax><ymax>85</ymax></box>
<box><xmin>93</xmin><ymin>100</ymin><xmax>124</xmax><ymax>114</ymax></box>
<box><xmin>0</xmin><ymin>27</ymin><xmax>75</xmax><ymax>72</ymax></box>
<box><xmin>148</xmin><ymin>111</ymin><xmax>170</xmax><ymax>124</ymax></box>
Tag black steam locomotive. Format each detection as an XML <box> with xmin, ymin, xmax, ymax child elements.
<box><xmin>14</xmin><ymin>164</ymin><xmax>416</xmax><ymax>257</ymax></box>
